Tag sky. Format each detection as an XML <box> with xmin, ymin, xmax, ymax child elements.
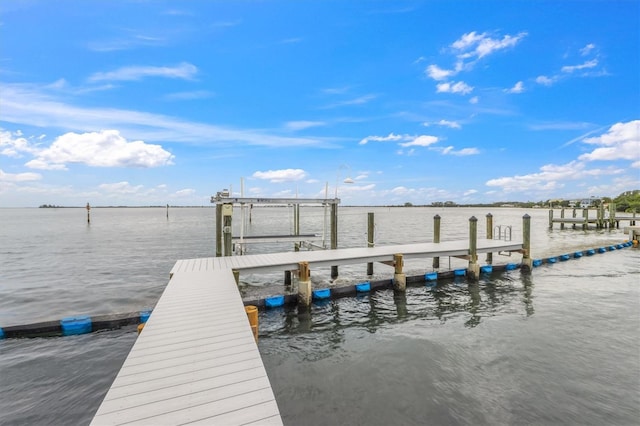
<box><xmin>1</xmin><ymin>0</ymin><xmax>639</xmax><ymax>207</ymax></box>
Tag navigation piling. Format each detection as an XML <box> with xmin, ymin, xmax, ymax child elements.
<box><xmin>86</xmin><ymin>202</ymin><xmax>91</xmax><ymax>224</ymax></box>
<box><xmin>331</xmin><ymin>203</ymin><xmax>339</xmax><ymax>279</ymax></box>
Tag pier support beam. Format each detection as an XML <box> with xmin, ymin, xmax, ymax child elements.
<box><xmin>433</xmin><ymin>214</ymin><xmax>441</xmax><ymax>269</ymax></box>
<box><xmin>549</xmin><ymin>209</ymin><xmax>553</xmax><ymax>229</ymax></box>
<box><xmin>367</xmin><ymin>212</ymin><xmax>374</xmax><ymax>275</ymax></box>
<box><xmin>393</xmin><ymin>253</ymin><xmax>406</xmax><ymax>291</ymax></box>
<box><xmin>215</xmin><ymin>204</ymin><xmax>223</xmax><ymax>257</ymax></box>
<box><xmin>467</xmin><ymin>216</ymin><xmax>480</xmax><ymax>280</ymax></box>
<box><xmin>297</xmin><ymin>261</ymin><xmax>312</xmax><ymax>307</ymax></box>
<box><xmin>521</xmin><ymin>214</ymin><xmax>533</xmax><ymax>272</ymax></box>
<box><xmin>486</xmin><ymin>213</ymin><xmax>493</xmax><ymax>264</ymax></box>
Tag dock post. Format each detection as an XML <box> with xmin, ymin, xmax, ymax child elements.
<box><xmin>610</xmin><ymin>203</ymin><xmax>617</xmax><ymax>228</ymax></box>
<box><xmin>86</xmin><ymin>202</ymin><xmax>91</xmax><ymax>224</ymax></box>
<box><xmin>284</xmin><ymin>270</ymin><xmax>292</xmax><ymax>287</ymax></box>
<box><xmin>467</xmin><ymin>216</ymin><xmax>480</xmax><ymax>280</ymax></box>
<box><xmin>583</xmin><ymin>208</ymin><xmax>588</xmax><ymax>230</ymax></box>
<box><xmin>330</xmin><ymin>202</ymin><xmax>339</xmax><ymax>279</ymax></box>
<box><xmin>486</xmin><ymin>213</ymin><xmax>493</xmax><ymax>264</ymax></box>
<box><xmin>549</xmin><ymin>209</ymin><xmax>553</xmax><ymax>229</ymax></box>
<box><xmin>572</xmin><ymin>208</ymin><xmax>576</xmax><ymax>229</ymax></box>
<box><xmin>166</xmin><ymin>204</ymin><xmax>169</xmax><ymax>220</ymax></box>
<box><xmin>393</xmin><ymin>253</ymin><xmax>406</xmax><ymax>291</ymax></box>
<box><xmin>215</xmin><ymin>204</ymin><xmax>223</xmax><ymax>257</ymax></box>
<box><xmin>433</xmin><ymin>214</ymin><xmax>441</xmax><ymax>269</ymax></box>
<box><xmin>233</xmin><ymin>270</ymin><xmax>240</xmax><ymax>285</ymax></box>
<box><xmin>560</xmin><ymin>208</ymin><xmax>565</xmax><ymax>229</ymax></box>
<box><xmin>222</xmin><ymin>203</ymin><xmax>233</xmax><ymax>256</ymax></box>
<box><xmin>367</xmin><ymin>212</ymin><xmax>374</xmax><ymax>275</ymax></box>
<box><xmin>597</xmin><ymin>204</ymin><xmax>604</xmax><ymax>228</ymax></box>
<box><xmin>522</xmin><ymin>214</ymin><xmax>533</xmax><ymax>272</ymax></box>
<box><xmin>298</xmin><ymin>261</ymin><xmax>312</xmax><ymax>307</ymax></box>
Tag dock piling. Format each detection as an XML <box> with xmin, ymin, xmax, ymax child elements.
<box><xmin>467</xmin><ymin>216</ymin><xmax>480</xmax><ymax>280</ymax></box>
<box><xmin>433</xmin><ymin>214</ymin><xmax>441</xmax><ymax>269</ymax></box>
<box><xmin>486</xmin><ymin>213</ymin><xmax>493</xmax><ymax>264</ymax></box>
<box><xmin>367</xmin><ymin>212</ymin><xmax>374</xmax><ymax>275</ymax></box>
<box><xmin>298</xmin><ymin>261</ymin><xmax>312</xmax><ymax>307</ymax></box>
<box><xmin>522</xmin><ymin>214</ymin><xmax>533</xmax><ymax>271</ymax></box>
<box><xmin>393</xmin><ymin>253</ymin><xmax>406</xmax><ymax>291</ymax></box>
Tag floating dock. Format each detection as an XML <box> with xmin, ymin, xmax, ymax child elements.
<box><xmin>91</xmin><ymin>235</ymin><xmax>524</xmax><ymax>425</ymax></box>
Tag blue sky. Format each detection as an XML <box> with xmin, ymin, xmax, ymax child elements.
<box><xmin>1</xmin><ymin>0</ymin><xmax>638</xmax><ymax>207</ymax></box>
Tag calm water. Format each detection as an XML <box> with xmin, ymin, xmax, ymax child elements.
<box><xmin>0</xmin><ymin>207</ymin><xmax>638</xmax><ymax>425</ymax></box>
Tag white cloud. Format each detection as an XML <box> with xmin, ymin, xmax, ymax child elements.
<box><xmin>469</xmin><ymin>96</ymin><xmax>479</xmax><ymax>104</ymax></box>
<box><xmin>164</xmin><ymin>90</ymin><xmax>214</xmax><ymax>101</ymax></box>
<box><xmin>425</xmin><ymin>64</ymin><xmax>455</xmax><ymax>81</ymax></box>
<box><xmin>399</xmin><ymin>135</ymin><xmax>439</xmax><ymax>147</ymax></box>
<box><xmin>451</xmin><ymin>31</ymin><xmax>527</xmax><ymax>60</ymax></box>
<box><xmin>439</xmin><ymin>146</ymin><xmax>480</xmax><ymax>156</ymax></box>
<box><xmin>285</xmin><ymin>121</ymin><xmax>326</xmax><ymax>131</ymax></box>
<box><xmin>252</xmin><ymin>168</ymin><xmax>307</xmax><ymax>183</ymax></box>
<box><xmin>88</xmin><ymin>62</ymin><xmax>198</xmax><ymax>82</ymax></box>
<box><xmin>579</xmin><ymin>120</ymin><xmax>640</xmax><ymax>162</ymax></box>
<box><xmin>0</xmin><ymin>168</ymin><xmax>42</xmax><ymax>182</ymax></box>
<box><xmin>2</xmin><ymin>84</ymin><xmax>327</xmax><ymax>148</ymax></box>
<box><xmin>536</xmin><ymin>75</ymin><xmax>555</xmax><ymax>86</ymax></box>
<box><xmin>580</xmin><ymin>43</ymin><xmax>596</xmax><ymax>56</ymax></box>
<box><xmin>464</xmin><ymin>189</ymin><xmax>478</xmax><ymax>196</ymax></box>
<box><xmin>506</xmin><ymin>81</ymin><xmax>525</xmax><ymax>94</ymax></box>
<box><xmin>561</xmin><ymin>59</ymin><xmax>598</xmax><ymax>73</ymax></box>
<box><xmin>436</xmin><ymin>81</ymin><xmax>474</xmax><ymax>95</ymax></box>
<box><xmin>359</xmin><ymin>133</ymin><xmax>404</xmax><ymax>145</ymax></box>
<box><xmin>174</xmin><ymin>188</ymin><xmax>196</xmax><ymax>197</ymax></box>
<box><xmin>99</xmin><ymin>181</ymin><xmax>143</xmax><ymax>194</ymax></box>
<box><xmin>0</xmin><ymin>129</ymin><xmax>39</xmax><ymax>157</ymax></box>
<box><xmin>424</xmin><ymin>119</ymin><xmax>461</xmax><ymax>129</ymax></box>
<box><xmin>323</xmin><ymin>94</ymin><xmax>377</xmax><ymax>108</ymax></box>
<box><xmin>25</xmin><ymin>130</ymin><xmax>174</xmax><ymax>169</ymax></box>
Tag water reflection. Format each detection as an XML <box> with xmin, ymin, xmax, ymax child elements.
<box><xmin>260</xmin><ymin>272</ymin><xmax>537</xmax><ymax>350</ymax></box>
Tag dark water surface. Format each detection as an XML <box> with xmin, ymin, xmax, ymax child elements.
<box><xmin>0</xmin><ymin>207</ymin><xmax>638</xmax><ymax>425</ymax></box>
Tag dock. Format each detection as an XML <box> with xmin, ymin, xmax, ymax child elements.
<box><xmin>91</xmin><ymin>232</ymin><xmax>525</xmax><ymax>425</ymax></box>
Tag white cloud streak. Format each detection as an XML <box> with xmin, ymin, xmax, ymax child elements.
<box><xmin>252</xmin><ymin>169</ymin><xmax>308</xmax><ymax>183</ymax></box>
<box><xmin>436</xmin><ymin>81</ymin><xmax>474</xmax><ymax>95</ymax></box>
<box><xmin>88</xmin><ymin>62</ymin><xmax>198</xmax><ymax>82</ymax></box>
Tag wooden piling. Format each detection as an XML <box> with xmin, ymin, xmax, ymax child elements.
<box><xmin>215</xmin><ymin>204</ymin><xmax>223</xmax><ymax>257</ymax></box>
<box><xmin>86</xmin><ymin>202</ymin><xmax>91</xmax><ymax>224</ymax></box>
<box><xmin>298</xmin><ymin>261</ymin><xmax>311</xmax><ymax>307</ymax></box>
<box><xmin>330</xmin><ymin>203</ymin><xmax>339</xmax><ymax>279</ymax></box>
<box><xmin>549</xmin><ymin>209</ymin><xmax>553</xmax><ymax>229</ymax></box>
<box><xmin>486</xmin><ymin>213</ymin><xmax>493</xmax><ymax>264</ymax></box>
<box><xmin>223</xmin><ymin>203</ymin><xmax>233</xmax><ymax>257</ymax></box>
<box><xmin>393</xmin><ymin>253</ymin><xmax>406</xmax><ymax>291</ymax></box>
<box><xmin>367</xmin><ymin>212</ymin><xmax>374</xmax><ymax>275</ymax></box>
<box><xmin>166</xmin><ymin>204</ymin><xmax>169</xmax><ymax>219</ymax></box>
<box><xmin>522</xmin><ymin>214</ymin><xmax>533</xmax><ymax>271</ymax></box>
<box><xmin>433</xmin><ymin>214</ymin><xmax>441</xmax><ymax>269</ymax></box>
<box><xmin>560</xmin><ymin>208</ymin><xmax>565</xmax><ymax>229</ymax></box>
<box><xmin>467</xmin><ymin>216</ymin><xmax>480</xmax><ymax>280</ymax></box>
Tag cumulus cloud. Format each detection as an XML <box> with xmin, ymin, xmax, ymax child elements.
<box><xmin>360</xmin><ymin>133</ymin><xmax>439</xmax><ymax>147</ymax></box>
<box><xmin>252</xmin><ymin>168</ymin><xmax>307</xmax><ymax>183</ymax></box>
<box><xmin>399</xmin><ymin>135</ymin><xmax>439</xmax><ymax>147</ymax></box>
<box><xmin>451</xmin><ymin>31</ymin><xmax>527</xmax><ymax>60</ymax></box>
<box><xmin>536</xmin><ymin>75</ymin><xmax>555</xmax><ymax>86</ymax></box>
<box><xmin>25</xmin><ymin>130</ymin><xmax>174</xmax><ymax>169</ymax></box>
<box><xmin>506</xmin><ymin>81</ymin><xmax>525</xmax><ymax>94</ymax></box>
<box><xmin>425</xmin><ymin>64</ymin><xmax>456</xmax><ymax>81</ymax></box>
<box><xmin>0</xmin><ymin>168</ymin><xmax>42</xmax><ymax>182</ymax></box>
<box><xmin>579</xmin><ymin>120</ymin><xmax>640</xmax><ymax>162</ymax></box>
<box><xmin>424</xmin><ymin>120</ymin><xmax>462</xmax><ymax>129</ymax></box>
<box><xmin>0</xmin><ymin>129</ymin><xmax>39</xmax><ymax>157</ymax></box>
<box><xmin>88</xmin><ymin>62</ymin><xmax>198</xmax><ymax>82</ymax></box>
<box><xmin>436</xmin><ymin>81</ymin><xmax>474</xmax><ymax>95</ymax></box>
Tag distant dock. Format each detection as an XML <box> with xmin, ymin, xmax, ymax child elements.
<box><xmin>549</xmin><ymin>204</ymin><xmax>637</xmax><ymax>229</ymax></box>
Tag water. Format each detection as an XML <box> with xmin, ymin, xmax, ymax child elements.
<box><xmin>0</xmin><ymin>207</ymin><xmax>638</xmax><ymax>425</ymax></box>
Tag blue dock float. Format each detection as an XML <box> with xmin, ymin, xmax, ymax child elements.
<box><xmin>505</xmin><ymin>263</ymin><xmax>518</xmax><ymax>270</ymax></box>
<box><xmin>265</xmin><ymin>295</ymin><xmax>285</xmax><ymax>308</ymax></box>
<box><xmin>586</xmin><ymin>249</ymin><xmax>595</xmax><ymax>256</ymax></box>
<box><xmin>547</xmin><ymin>257</ymin><xmax>558</xmax><ymax>263</ymax></box>
<box><xmin>355</xmin><ymin>282</ymin><xmax>371</xmax><ymax>292</ymax></box>
<box><xmin>60</xmin><ymin>316</ymin><xmax>92</xmax><ymax>336</ymax></box>
<box><xmin>425</xmin><ymin>272</ymin><xmax>438</xmax><ymax>281</ymax></box>
<box><xmin>597</xmin><ymin>247</ymin><xmax>606</xmax><ymax>253</ymax></box>
<box><xmin>560</xmin><ymin>254</ymin><xmax>570</xmax><ymax>261</ymax></box>
<box><xmin>313</xmin><ymin>288</ymin><xmax>331</xmax><ymax>300</ymax></box>
<box><xmin>480</xmin><ymin>265</ymin><xmax>493</xmax><ymax>274</ymax></box>
<box><xmin>454</xmin><ymin>269</ymin><xmax>466</xmax><ymax>277</ymax></box>
<box><xmin>574</xmin><ymin>251</ymin><xmax>583</xmax><ymax>258</ymax></box>
<box><xmin>532</xmin><ymin>259</ymin><xmax>543</xmax><ymax>267</ymax></box>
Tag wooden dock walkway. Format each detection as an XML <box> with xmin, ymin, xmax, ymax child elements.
<box><xmin>92</xmin><ymin>237</ymin><xmax>523</xmax><ymax>425</ymax></box>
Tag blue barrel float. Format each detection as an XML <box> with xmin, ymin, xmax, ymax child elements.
<box><xmin>355</xmin><ymin>282</ymin><xmax>371</xmax><ymax>293</ymax></box>
<box><xmin>139</xmin><ymin>310</ymin><xmax>152</xmax><ymax>323</ymax></box>
<box><xmin>560</xmin><ymin>254</ymin><xmax>570</xmax><ymax>261</ymax></box>
<box><xmin>574</xmin><ymin>251</ymin><xmax>583</xmax><ymax>258</ymax></box>
<box><xmin>60</xmin><ymin>316</ymin><xmax>92</xmax><ymax>336</ymax></box>
<box><xmin>532</xmin><ymin>259</ymin><xmax>543</xmax><ymax>267</ymax></box>
<box><xmin>597</xmin><ymin>247</ymin><xmax>606</xmax><ymax>253</ymax></box>
<box><xmin>505</xmin><ymin>263</ymin><xmax>518</xmax><ymax>270</ymax></box>
<box><xmin>454</xmin><ymin>269</ymin><xmax>466</xmax><ymax>277</ymax></box>
<box><xmin>425</xmin><ymin>272</ymin><xmax>438</xmax><ymax>281</ymax></box>
<box><xmin>265</xmin><ymin>295</ymin><xmax>285</xmax><ymax>308</ymax></box>
<box><xmin>0</xmin><ymin>328</ymin><xmax>4</xmax><ymax>339</ymax></box>
<box><xmin>547</xmin><ymin>257</ymin><xmax>558</xmax><ymax>263</ymax></box>
<box><xmin>480</xmin><ymin>265</ymin><xmax>493</xmax><ymax>274</ymax></box>
<box><xmin>312</xmin><ymin>288</ymin><xmax>331</xmax><ymax>300</ymax></box>
<box><xmin>586</xmin><ymin>249</ymin><xmax>596</xmax><ymax>255</ymax></box>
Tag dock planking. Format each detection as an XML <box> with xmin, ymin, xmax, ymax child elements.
<box><xmin>93</xmin><ymin>237</ymin><xmax>523</xmax><ymax>425</ymax></box>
